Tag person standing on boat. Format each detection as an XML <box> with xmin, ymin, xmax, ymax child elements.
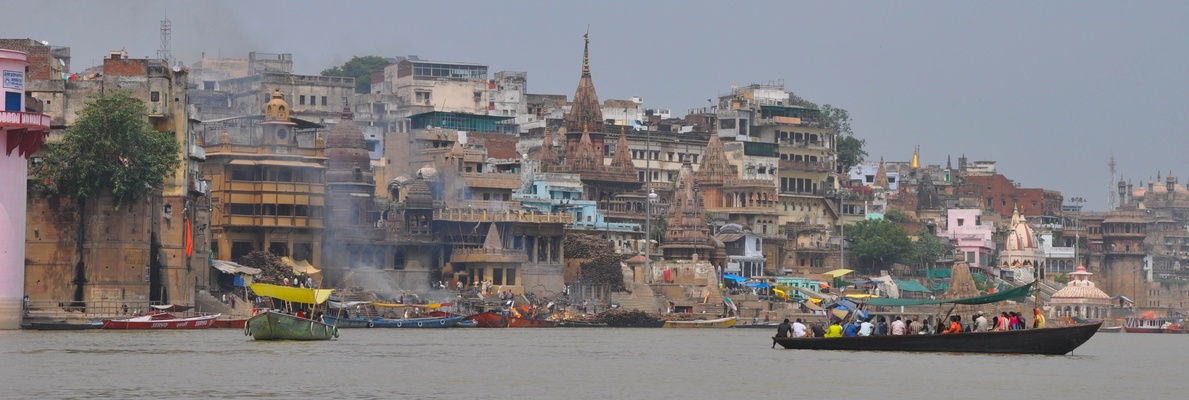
<box><xmin>890</xmin><ymin>316</ymin><xmax>906</xmax><ymax>335</ymax></box>
<box><xmin>1033</xmin><ymin>308</ymin><xmax>1046</xmax><ymax>329</ymax></box>
<box><xmin>792</xmin><ymin>318</ymin><xmax>807</xmax><ymax>338</ymax></box>
<box><xmin>1015</xmin><ymin>312</ymin><xmax>1027</xmax><ymax>330</ymax></box>
<box><xmin>974</xmin><ymin>312</ymin><xmax>989</xmax><ymax>332</ymax></box>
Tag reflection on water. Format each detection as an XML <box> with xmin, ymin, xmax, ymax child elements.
<box><xmin>0</xmin><ymin>328</ymin><xmax>1181</xmax><ymax>399</ymax></box>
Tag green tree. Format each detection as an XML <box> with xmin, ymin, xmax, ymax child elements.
<box><xmin>32</xmin><ymin>90</ymin><xmax>181</xmax><ymax>304</ymax></box>
<box><xmin>321</xmin><ymin>55</ymin><xmax>390</xmax><ymax>94</ymax></box>
<box><xmin>884</xmin><ymin>210</ymin><xmax>911</xmax><ymax>223</ymax></box>
<box><xmin>836</xmin><ymin>135</ymin><xmax>868</xmax><ymax>174</ymax></box>
<box><xmin>912</xmin><ymin>228</ymin><xmax>947</xmax><ymax>269</ymax></box>
<box><xmin>846</xmin><ymin>219</ymin><xmax>914</xmax><ymax>273</ymax></box>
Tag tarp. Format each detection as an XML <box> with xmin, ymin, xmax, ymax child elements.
<box><xmin>722</xmin><ymin>274</ymin><xmax>747</xmax><ymax>283</ymax></box>
<box><xmin>844</xmin><ymin>294</ymin><xmax>879</xmax><ymax>299</ymax></box>
<box><xmin>926</xmin><ymin>269</ymin><xmax>952</xmax><ymax>279</ymax></box>
<box><xmin>281</xmin><ymin>257</ymin><xmax>321</xmax><ymax>275</ymax></box>
<box><xmin>211</xmin><ymin>260</ymin><xmax>262</xmax><ymax>275</ymax></box>
<box><xmin>864</xmin><ymin>282</ymin><xmax>1035</xmax><ymax>307</ymax></box>
<box><xmin>745</xmin><ymin>282</ymin><xmax>772</xmax><ymax>289</ymax></box>
<box><xmin>822</xmin><ymin>269</ymin><xmax>854</xmax><ymax>278</ymax></box>
<box><xmin>250</xmin><ymin>283</ymin><xmax>334</xmax><ymax>305</ymax></box>
<box><xmin>723</xmin><ymin>297</ymin><xmax>737</xmax><ymax>312</ymax></box>
<box><xmin>373</xmin><ymin>302</ymin><xmax>453</xmax><ymax>309</ymax></box>
<box><xmin>894</xmin><ymin>279</ymin><xmax>933</xmax><ymax>293</ymax></box>
<box><xmin>802</xmin><ymin>301</ymin><xmax>824</xmax><ymax>311</ymax></box>
<box><xmin>772</xmin><ymin>288</ymin><xmax>790</xmax><ymax>300</ymax></box>
<box><xmin>327</xmin><ymin>300</ymin><xmax>372</xmax><ymax>309</ymax></box>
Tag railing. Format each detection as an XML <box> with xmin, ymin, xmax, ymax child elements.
<box><xmin>725</xmin><ymin>178</ymin><xmax>776</xmax><ymax>188</ymax></box>
<box><xmin>779</xmin><ymin>159</ymin><xmax>832</xmax><ymax>172</ymax></box>
<box><xmin>435</xmin><ymin>208</ymin><xmax>571</xmax><ymax>223</ymax></box>
<box><xmin>0</xmin><ymin>111</ymin><xmax>52</xmax><ymax>129</ymax></box>
<box><xmin>25</xmin><ymin>299</ymin><xmax>159</xmax><ymax>319</ymax></box>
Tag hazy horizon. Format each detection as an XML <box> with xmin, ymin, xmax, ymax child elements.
<box><xmin>9</xmin><ymin>0</ymin><xmax>1189</xmax><ymax>211</ymax></box>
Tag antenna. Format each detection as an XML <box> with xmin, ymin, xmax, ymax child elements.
<box><xmin>158</xmin><ymin>14</ymin><xmax>172</xmax><ymax>64</ymax></box>
<box><xmin>1108</xmin><ymin>154</ymin><xmax>1117</xmax><ymax>210</ymax></box>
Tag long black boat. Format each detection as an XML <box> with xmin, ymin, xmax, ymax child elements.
<box><xmin>772</xmin><ymin>321</ymin><xmax>1101</xmax><ymax>355</ymax></box>
<box><xmin>772</xmin><ymin>282</ymin><xmax>1101</xmax><ymax>355</ymax></box>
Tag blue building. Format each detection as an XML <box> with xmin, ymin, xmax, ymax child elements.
<box><xmin>515</xmin><ymin>172</ymin><xmax>644</xmax><ymax>253</ymax></box>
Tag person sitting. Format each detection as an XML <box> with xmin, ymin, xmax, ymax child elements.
<box><xmin>775</xmin><ymin>319</ymin><xmax>792</xmax><ymax>338</ymax></box>
<box><xmin>874</xmin><ymin>317</ymin><xmax>888</xmax><ymax>336</ymax></box>
<box><xmin>843</xmin><ymin>320</ymin><xmax>860</xmax><ymax>337</ymax></box>
<box><xmin>974</xmin><ymin>311</ymin><xmax>989</xmax><ymax>332</ymax></box>
<box><xmin>890</xmin><ymin>316</ymin><xmax>906</xmax><ymax>335</ymax></box>
<box><xmin>810</xmin><ymin>322</ymin><xmax>825</xmax><ymax>338</ymax></box>
<box><xmin>792</xmin><ymin>319</ymin><xmax>807</xmax><ymax>338</ymax></box>
<box><xmin>1033</xmin><ymin>308</ymin><xmax>1047</xmax><ymax>329</ymax></box>
<box><xmin>858</xmin><ymin>318</ymin><xmax>874</xmax><ymax>336</ymax></box>
<box><xmin>824</xmin><ymin>319</ymin><xmax>843</xmax><ymax>338</ymax></box>
<box><xmin>943</xmin><ymin>315</ymin><xmax>962</xmax><ymax>334</ymax></box>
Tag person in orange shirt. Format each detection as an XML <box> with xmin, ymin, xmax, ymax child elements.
<box><xmin>943</xmin><ymin>315</ymin><xmax>962</xmax><ymax>334</ymax></box>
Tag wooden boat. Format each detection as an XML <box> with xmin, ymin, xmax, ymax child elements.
<box><xmin>507</xmin><ymin>317</ymin><xmax>558</xmax><ymax>328</ymax></box>
<box><xmin>371</xmin><ymin>315</ymin><xmax>465</xmax><ymax>328</ymax></box>
<box><xmin>102</xmin><ymin>312</ymin><xmax>219</xmax><ymax>329</ymax></box>
<box><xmin>245</xmin><ymin>283</ymin><xmax>338</xmax><ymax>341</ymax></box>
<box><xmin>557</xmin><ymin>320</ymin><xmax>608</xmax><ymax>328</ymax></box>
<box><xmin>245</xmin><ymin>310</ymin><xmax>338</xmax><ymax>340</ymax></box>
<box><xmin>663</xmin><ymin>316</ymin><xmax>737</xmax><ymax>328</ymax></box>
<box><xmin>321</xmin><ymin>315</ymin><xmax>374</xmax><ymax>328</ymax></box>
<box><xmin>21</xmin><ymin>321</ymin><xmax>103</xmax><ymax>330</ymax></box>
<box><xmin>734</xmin><ymin>323</ymin><xmax>780</xmax><ymax>329</ymax></box>
<box><xmin>1123</xmin><ymin>317</ymin><xmax>1184</xmax><ymax>333</ymax></box>
<box><xmin>773</xmin><ymin>322</ymin><xmax>1102</xmax><ymax>355</ymax></box>
<box><xmin>463</xmin><ymin>311</ymin><xmax>509</xmax><ymax>328</ymax></box>
<box><xmin>1098</xmin><ymin>325</ymin><xmax>1124</xmax><ymax>333</ymax></box>
<box><xmin>212</xmin><ymin>319</ymin><xmax>247</xmax><ymax>328</ymax></box>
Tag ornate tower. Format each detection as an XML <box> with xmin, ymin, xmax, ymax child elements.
<box><xmin>325</xmin><ymin>107</ymin><xmax>375</xmax><ymax>227</ymax></box>
<box><xmin>261</xmin><ymin>89</ymin><xmax>297</xmax><ymax>149</ymax></box>
<box><xmin>661</xmin><ymin>161</ymin><xmax>714</xmax><ymax>260</ymax></box>
<box><xmin>563</xmin><ymin>33</ymin><xmax>605</xmax><ymax>164</ymax></box>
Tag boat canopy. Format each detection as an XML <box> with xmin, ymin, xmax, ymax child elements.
<box><xmin>822</xmin><ymin>269</ymin><xmax>854</xmax><ymax>278</ymax></box>
<box><xmin>373</xmin><ymin>302</ymin><xmax>453</xmax><ymax>309</ymax></box>
<box><xmin>250</xmin><ymin>283</ymin><xmax>334</xmax><ymax>305</ymax></box>
<box><xmin>281</xmin><ymin>257</ymin><xmax>321</xmax><ymax>275</ymax></box>
<box><xmin>863</xmin><ymin>282</ymin><xmax>1035</xmax><ymax>307</ymax></box>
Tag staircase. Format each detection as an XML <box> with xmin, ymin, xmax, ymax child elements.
<box><xmin>611</xmin><ymin>282</ymin><xmax>666</xmax><ymax>314</ymax></box>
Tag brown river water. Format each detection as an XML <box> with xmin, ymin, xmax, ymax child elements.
<box><xmin>0</xmin><ymin>328</ymin><xmax>1181</xmax><ymax>399</ymax></box>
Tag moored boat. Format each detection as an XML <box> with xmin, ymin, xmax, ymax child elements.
<box><xmin>371</xmin><ymin>315</ymin><xmax>465</xmax><ymax>328</ymax></box>
<box><xmin>663</xmin><ymin>316</ymin><xmax>737</xmax><ymax>328</ymax></box>
<box><xmin>322</xmin><ymin>315</ymin><xmax>374</xmax><ymax>328</ymax></box>
<box><xmin>463</xmin><ymin>311</ymin><xmax>509</xmax><ymax>328</ymax></box>
<box><xmin>212</xmin><ymin>318</ymin><xmax>247</xmax><ymax>329</ymax></box>
<box><xmin>245</xmin><ymin>283</ymin><xmax>338</xmax><ymax>341</ymax></box>
<box><xmin>102</xmin><ymin>312</ymin><xmax>219</xmax><ymax>329</ymax></box>
<box><xmin>507</xmin><ymin>317</ymin><xmax>558</xmax><ymax>328</ymax></box>
<box><xmin>21</xmin><ymin>321</ymin><xmax>103</xmax><ymax>330</ymax></box>
<box><xmin>772</xmin><ymin>322</ymin><xmax>1102</xmax><ymax>355</ymax></box>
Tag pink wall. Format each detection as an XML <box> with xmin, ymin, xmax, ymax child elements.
<box><xmin>0</xmin><ymin>49</ymin><xmax>29</xmax><ymax>329</ymax></box>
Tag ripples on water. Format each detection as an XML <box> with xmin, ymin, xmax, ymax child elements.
<box><xmin>0</xmin><ymin>328</ymin><xmax>1182</xmax><ymax>399</ymax></box>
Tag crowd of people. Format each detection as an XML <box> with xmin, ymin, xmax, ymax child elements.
<box><xmin>774</xmin><ymin>307</ymin><xmax>1048</xmax><ymax>340</ymax></box>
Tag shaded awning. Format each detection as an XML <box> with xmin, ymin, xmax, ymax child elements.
<box><xmin>249</xmin><ymin>283</ymin><xmax>333</xmax><ymax>305</ymax></box>
<box><xmin>211</xmin><ymin>260</ymin><xmax>262</xmax><ymax>275</ymax></box>
<box><xmin>722</xmin><ymin>274</ymin><xmax>747</xmax><ymax>283</ymax></box>
<box><xmin>822</xmin><ymin>269</ymin><xmax>854</xmax><ymax>278</ymax></box>
<box><xmin>745</xmin><ymin>282</ymin><xmax>772</xmax><ymax>289</ymax></box>
<box><xmin>150</xmin><ymin>304</ymin><xmax>193</xmax><ymax>312</ymax></box>
<box><xmin>802</xmin><ymin>301</ymin><xmax>825</xmax><ymax>312</ymax></box>
<box><xmin>894</xmin><ymin>279</ymin><xmax>932</xmax><ymax>293</ymax></box>
<box><xmin>281</xmin><ymin>257</ymin><xmax>320</xmax><ymax>275</ymax></box>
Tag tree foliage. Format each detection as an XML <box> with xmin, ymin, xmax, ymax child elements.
<box><xmin>912</xmin><ymin>228</ymin><xmax>948</xmax><ymax>268</ymax></box>
<box><xmin>321</xmin><ymin>55</ymin><xmax>390</xmax><ymax>94</ymax></box>
<box><xmin>33</xmin><ymin>90</ymin><xmax>181</xmax><ymax>210</ymax></box>
<box><xmin>846</xmin><ymin>219</ymin><xmax>914</xmax><ymax>273</ymax></box>
<box><xmin>237</xmin><ymin>251</ymin><xmax>289</xmax><ymax>284</ymax></box>
<box><xmin>786</xmin><ymin>95</ymin><xmax>867</xmax><ymax>173</ymax></box>
<box><xmin>884</xmin><ymin>210</ymin><xmax>911</xmax><ymax>223</ymax></box>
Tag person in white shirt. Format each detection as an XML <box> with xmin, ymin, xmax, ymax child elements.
<box><xmin>792</xmin><ymin>319</ymin><xmax>808</xmax><ymax>338</ymax></box>
<box><xmin>890</xmin><ymin>316</ymin><xmax>907</xmax><ymax>335</ymax></box>
<box><xmin>858</xmin><ymin>318</ymin><xmax>875</xmax><ymax>336</ymax></box>
<box><xmin>974</xmin><ymin>311</ymin><xmax>989</xmax><ymax>332</ymax></box>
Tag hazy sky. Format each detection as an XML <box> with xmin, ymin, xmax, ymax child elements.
<box><xmin>9</xmin><ymin>0</ymin><xmax>1189</xmax><ymax>211</ymax></box>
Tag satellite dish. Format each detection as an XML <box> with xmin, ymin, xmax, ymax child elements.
<box><xmin>172</xmin><ymin>65</ymin><xmax>181</xmax><ymax>72</ymax></box>
<box><xmin>40</xmin><ymin>40</ymin><xmax>49</xmax><ymax>46</ymax></box>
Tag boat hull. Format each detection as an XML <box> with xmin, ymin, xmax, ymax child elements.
<box><xmin>102</xmin><ymin>314</ymin><xmax>219</xmax><ymax>329</ymax></box>
<box><xmin>245</xmin><ymin>311</ymin><xmax>338</xmax><ymax>340</ymax></box>
<box><xmin>463</xmin><ymin>312</ymin><xmax>509</xmax><ymax>328</ymax></box>
<box><xmin>212</xmin><ymin>319</ymin><xmax>247</xmax><ymax>329</ymax></box>
<box><xmin>21</xmin><ymin>321</ymin><xmax>102</xmax><ymax>330</ymax></box>
<box><xmin>663</xmin><ymin>316</ymin><xmax>737</xmax><ymax>328</ymax></box>
<box><xmin>507</xmin><ymin>317</ymin><xmax>557</xmax><ymax>328</ymax></box>
<box><xmin>322</xmin><ymin>315</ymin><xmax>373</xmax><ymax>328</ymax></box>
<box><xmin>1123</xmin><ymin>326</ymin><xmax>1163</xmax><ymax>333</ymax></box>
<box><xmin>773</xmin><ymin>322</ymin><xmax>1102</xmax><ymax>355</ymax></box>
<box><xmin>371</xmin><ymin>315</ymin><xmax>465</xmax><ymax>328</ymax></box>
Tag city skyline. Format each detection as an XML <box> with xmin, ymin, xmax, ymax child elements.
<box><xmin>9</xmin><ymin>0</ymin><xmax>1189</xmax><ymax>211</ymax></box>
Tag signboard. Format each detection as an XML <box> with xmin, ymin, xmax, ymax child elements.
<box><xmin>3</xmin><ymin>70</ymin><xmax>24</xmax><ymax>90</ymax></box>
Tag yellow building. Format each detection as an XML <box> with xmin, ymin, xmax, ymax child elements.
<box><xmin>200</xmin><ymin>90</ymin><xmax>327</xmax><ymax>271</ymax></box>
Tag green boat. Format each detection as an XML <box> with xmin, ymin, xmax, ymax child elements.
<box><xmin>244</xmin><ymin>283</ymin><xmax>339</xmax><ymax>341</ymax></box>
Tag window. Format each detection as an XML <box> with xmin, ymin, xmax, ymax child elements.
<box><xmin>299</xmin><ymin>95</ymin><xmax>306</xmax><ymax>105</ymax></box>
<box><xmin>493</xmin><ymin>268</ymin><xmax>504</xmax><ymax>286</ymax></box>
<box><xmin>505</xmin><ymin>268</ymin><xmax>516</xmax><ymax>286</ymax></box>
<box><xmin>229</xmin><ymin>203</ymin><xmax>255</xmax><ymax>215</ymax></box>
<box><xmin>394</xmin><ymin>251</ymin><xmax>406</xmax><ymax>270</ymax></box>
<box><xmin>230</xmin><ymin>168</ymin><xmax>257</xmax><ymax>181</ymax></box>
<box><xmin>957</xmin><ymin>218</ymin><xmax>965</xmax><ymax>226</ymax></box>
<box><xmin>150</xmin><ymin>91</ymin><xmax>160</xmax><ymax>102</ymax></box>
<box><xmin>322</xmin><ymin>96</ymin><xmax>327</xmax><ymax>106</ymax></box>
<box><xmin>295</xmin><ymin>205</ymin><xmax>309</xmax><ymax>217</ymax></box>
<box><xmin>416</xmin><ymin>91</ymin><xmax>432</xmax><ymax>103</ymax></box>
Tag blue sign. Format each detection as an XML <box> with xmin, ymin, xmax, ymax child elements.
<box><xmin>3</xmin><ymin>70</ymin><xmax>23</xmax><ymax>90</ymax></box>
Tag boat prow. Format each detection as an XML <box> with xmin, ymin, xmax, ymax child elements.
<box><xmin>245</xmin><ymin>310</ymin><xmax>338</xmax><ymax>340</ymax></box>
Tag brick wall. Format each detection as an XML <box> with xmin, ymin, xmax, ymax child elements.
<box><xmin>0</xmin><ymin>39</ymin><xmax>53</xmax><ymax>80</ymax></box>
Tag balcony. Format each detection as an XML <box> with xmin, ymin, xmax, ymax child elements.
<box><xmin>189</xmin><ymin>144</ymin><xmax>206</xmax><ymax>161</ymax></box>
<box><xmin>0</xmin><ymin>111</ymin><xmax>52</xmax><ymax>130</ymax></box>
<box><xmin>450</xmin><ymin>247</ymin><xmax>528</xmax><ymax>263</ymax></box>
<box><xmin>435</xmin><ymin>208</ymin><xmax>571</xmax><ymax>223</ymax></box>
<box><xmin>779</xmin><ymin>159</ymin><xmax>832</xmax><ymax>173</ymax></box>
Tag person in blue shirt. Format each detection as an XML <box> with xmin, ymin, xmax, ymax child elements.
<box><xmin>843</xmin><ymin>319</ymin><xmax>860</xmax><ymax>337</ymax></box>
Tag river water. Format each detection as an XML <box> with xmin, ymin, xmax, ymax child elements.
<box><xmin>0</xmin><ymin>328</ymin><xmax>1180</xmax><ymax>399</ymax></box>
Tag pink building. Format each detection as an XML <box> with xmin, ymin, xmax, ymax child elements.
<box><xmin>941</xmin><ymin>208</ymin><xmax>994</xmax><ymax>268</ymax></box>
<box><xmin>0</xmin><ymin>49</ymin><xmax>50</xmax><ymax>329</ymax></box>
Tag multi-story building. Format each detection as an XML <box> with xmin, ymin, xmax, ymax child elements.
<box><xmin>24</xmin><ymin>49</ymin><xmax>208</xmax><ymax>307</ymax></box>
<box><xmin>941</xmin><ymin>208</ymin><xmax>995</xmax><ymax>269</ymax></box>
<box><xmin>199</xmin><ymin>90</ymin><xmax>327</xmax><ymax>270</ymax></box>
<box><xmin>379</xmin><ymin>57</ymin><xmax>489</xmax><ymax>116</ymax></box>
<box><xmin>189</xmin><ymin>52</ymin><xmax>355</xmax><ymax>123</ymax></box>
<box><xmin>1</xmin><ymin>47</ymin><xmax>51</xmax><ymax>329</ymax></box>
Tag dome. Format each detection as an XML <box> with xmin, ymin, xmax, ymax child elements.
<box><xmin>263</xmin><ymin>89</ymin><xmax>290</xmax><ymax>122</ymax></box>
<box><xmin>325</xmin><ymin>108</ymin><xmax>373</xmax><ymax>183</ymax></box>
<box><xmin>1132</xmin><ymin>186</ymin><xmax>1147</xmax><ymax>199</ymax></box>
<box><xmin>1052</xmin><ymin>266</ymin><xmax>1110</xmax><ymax>300</ymax></box>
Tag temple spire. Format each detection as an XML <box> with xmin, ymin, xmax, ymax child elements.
<box><xmin>582</xmin><ymin>31</ymin><xmax>590</xmax><ymax>77</ymax></box>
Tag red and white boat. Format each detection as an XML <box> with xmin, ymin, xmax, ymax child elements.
<box><xmin>102</xmin><ymin>312</ymin><xmax>220</xmax><ymax>329</ymax></box>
